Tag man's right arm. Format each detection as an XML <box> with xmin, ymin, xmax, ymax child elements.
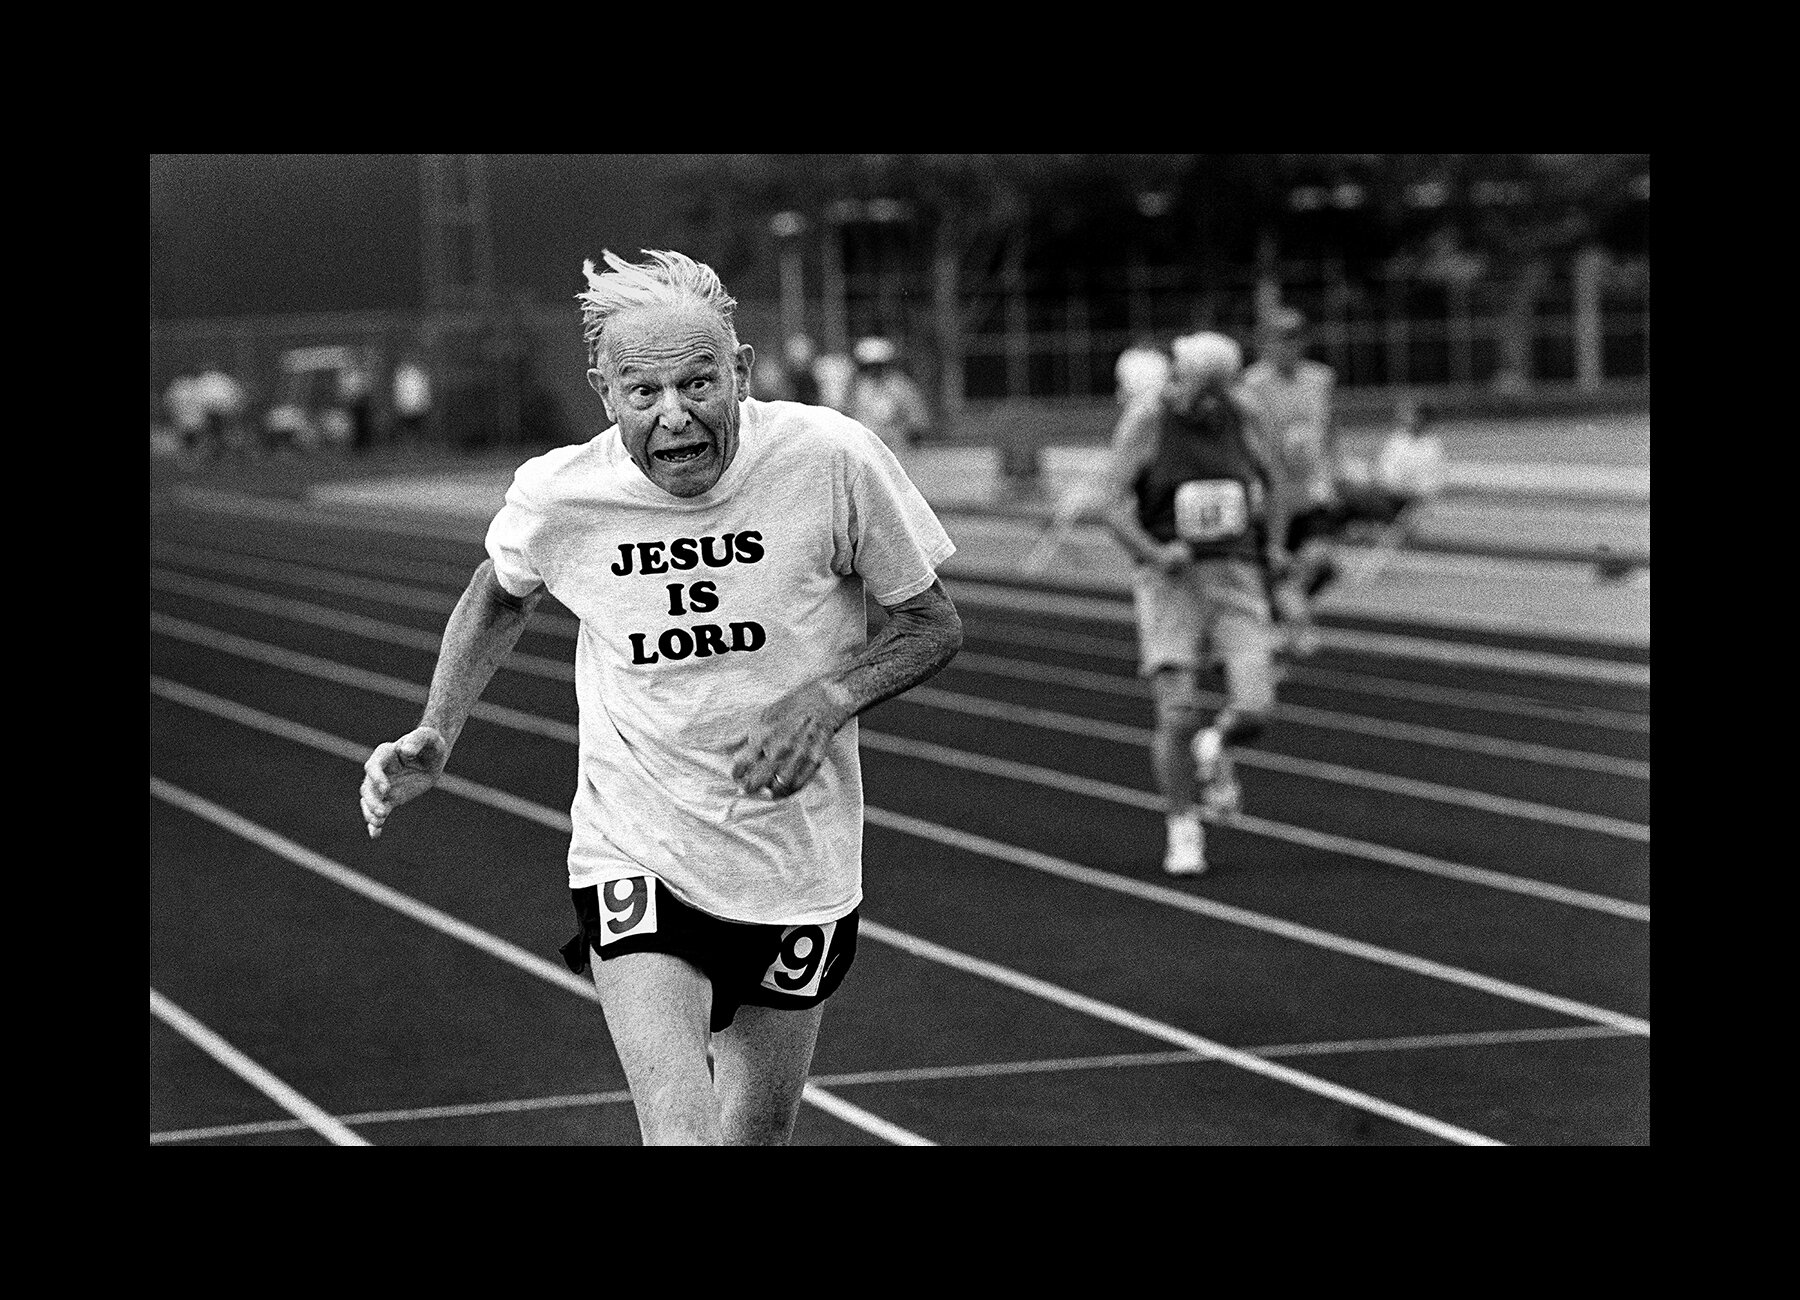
<box><xmin>419</xmin><ymin>559</ymin><xmax>543</xmax><ymax>752</ymax></box>
<box><xmin>360</xmin><ymin>559</ymin><xmax>543</xmax><ymax>837</ymax></box>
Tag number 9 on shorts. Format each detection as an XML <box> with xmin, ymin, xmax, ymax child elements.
<box><xmin>759</xmin><ymin>921</ymin><xmax>838</xmax><ymax>998</ymax></box>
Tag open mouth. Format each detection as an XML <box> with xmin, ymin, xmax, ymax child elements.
<box><xmin>653</xmin><ymin>443</ymin><xmax>710</xmax><ymax>464</ymax></box>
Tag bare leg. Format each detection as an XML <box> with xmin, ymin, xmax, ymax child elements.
<box><xmin>1150</xmin><ymin>667</ymin><xmax>1205</xmax><ymax>814</ymax></box>
<box><xmin>710</xmin><ymin>1001</ymin><xmax>826</xmax><ymax>1146</ymax></box>
<box><xmin>589</xmin><ymin>949</ymin><xmax>723</xmax><ymax>1146</ymax></box>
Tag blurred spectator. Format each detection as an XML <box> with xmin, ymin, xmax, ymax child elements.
<box><xmin>392</xmin><ymin>358</ymin><xmax>433</xmax><ymax>446</ymax></box>
<box><xmin>1239</xmin><ymin>308</ymin><xmax>1339</xmax><ymax>656</ymax></box>
<box><xmin>1027</xmin><ymin>342</ymin><xmax>1173</xmax><ymax>572</ymax></box>
<box><xmin>1369</xmin><ymin>397</ymin><xmax>1445</xmax><ymax>522</ymax></box>
<box><xmin>812</xmin><ymin>350</ymin><xmax>857</xmax><ymax>412</ymax></box>
<box><xmin>847</xmin><ymin>336</ymin><xmax>931</xmax><ymax>460</ymax></box>
<box><xmin>192</xmin><ymin>364</ymin><xmax>249</xmax><ymax>460</ymax></box>
<box><xmin>1114</xmin><ymin>339</ymin><xmax>1173</xmax><ymax>408</ymax></box>
<box><xmin>340</xmin><ymin>361</ymin><xmax>376</xmax><ymax>454</ymax></box>
<box><xmin>1334</xmin><ymin>398</ymin><xmax>1448</xmax><ymax>584</ymax></box>
<box><xmin>164</xmin><ymin>371</ymin><xmax>209</xmax><ymax>460</ymax></box>
<box><xmin>783</xmin><ymin>334</ymin><xmax>822</xmax><ymax>405</ymax></box>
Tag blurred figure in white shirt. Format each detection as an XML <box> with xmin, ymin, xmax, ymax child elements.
<box><xmin>164</xmin><ymin>372</ymin><xmax>209</xmax><ymax>460</ymax></box>
<box><xmin>846</xmin><ymin>336</ymin><xmax>931</xmax><ymax>461</ymax></box>
<box><xmin>392</xmin><ymin>358</ymin><xmax>433</xmax><ymax>447</ymax></box>
<box><xmin>191</xmin><ymin>364</ymin><xmax>248</xmax><ymax>460</ymax></box>
<box><xmin>1372</xmin><ymin>398</ymin><xmax>1445</xmax><ymax>520</ymax></box>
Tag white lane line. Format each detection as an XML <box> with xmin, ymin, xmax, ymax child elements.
<box><xmin>941</xmin><ymin>578</ymin><xmax>1652</xmax><ymax>686</ymax></box>
<box><xmin>150</xmin><ymin>637</ymin><xmax>1648</xmax><ymax>918</ymax></box>
<box><xmin>152</xmin><ymin>1088</ymin><xmax>637</xmax><ymax>1145</ymax></box>
<box><xmin>170</xmin><ymin>484</ymin><xmax>491</xmax><ymax>545</ymax></box>
<box><xmin>1282</xmin><ymin>663</ymin><xmax>1650</xmax><ymax>734</ymax></box>
<box><xmin>954</xmin><ymin>614</ymin><xmax>1652</xmax><ymax>732</ymax></box>
<box><xmin>149</xmin><ymin>676</ymin><xmax>575</xmax><ymax>833</ymax></box>
<box><xmin>152</xmin><ymin>538</ymin><xmax>587</xmax><ymax>639</ymax></box>
<box><xmin>153</xmin><ymin>675</ymin><xmax>1646</xmax><ymax>1040</ymax></box>
<box><xmin>811</xmin><ymin>1024</ymin><xmax>1630</xmax><ymax>1086</ymax></box>
<box><xmin>799</xmin><ymin>1085</ymin><xmax>937</xmax><ymax>1146</ymax></box>
<box><xmin>859</xmin><ymin>730</ymin><xmax>1648</xmax><ymax>920</ymax></box>
<box><xmin>154</xmin><ymin>536</ymin><xmax>479</xmax><ymax>601</ymax></box>
<box><xmin>150</xmin><ymin>612</ymin><xmax>578</xmax><ymax>744</ymax></box>
<box><xmin>150</xmin><ymin>583</ymin><xmax>1646</xmax><ymax>841</ymax></box>
<box><xmin>858</xmin><ymin>920</ymin><xmax>1501</xmax><ymax>1145</ymax></box>
<box><xmin>152</xmin><ymin>1023</ymin><xmax>1631</xmax><ymax>1145</ymax></box>
<box><xmin>947</xmin><ymin>650</ymin><xmax>1650</xmax><ymax>779</ymax></box>
<box><xmin>150</xmin><ymin>568</ymin><xmax>578</xmax><ymax>683</ymax></box>
<box><xmin>149</xmin><ymin>988</ymin><xmax>370</xmax><ymax>1147</ymax></box>
<box><xmin>1252</xmin><ymin>1023</ymin><xmax>1632</xmax><ymax>1059</ymax></box>
<box><xmin>161</xmin><ymin>534</ymin><xmax>1641</xmax><ymax>731</ymax></box>
<box><xmin>901</xmin><ymin>685</ymin><xmax>1651</xmax><ymax>842</ymax></box>
<box><xmin>864</xmin><ymin>806</ymin><xmax>1649</xmax><ymax>1037</ymax></box>
<box><xmin>148</xmin><ymin>776</ymin><xmax>934</xmax><ymax>1149</ymax></box>
<box><xmin>165</xmin><ymin>491</ymin><xmax>1645</xmax><ymax>685</ymax></box>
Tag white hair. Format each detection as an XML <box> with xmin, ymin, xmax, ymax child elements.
<box><xmin>575</xmin><ymin>249</ymin><xmax>739</xmax><ymax>371</ymax></box>
<box><xmin>1170</xmin><ymin>331</ymin><xmax>1243</xmax><ymax>383</ymax></box>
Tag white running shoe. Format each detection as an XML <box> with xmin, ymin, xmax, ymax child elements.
<box><xmin>1162</xmin><ymin>812</ymin><xmax>1207</xmax><ymax>876</ymax></box>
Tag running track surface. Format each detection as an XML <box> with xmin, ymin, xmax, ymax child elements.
<box><xmin>149</xmin><ymin>496</ymin><xmax>1650</xmax><ymax>1146</ymax></box>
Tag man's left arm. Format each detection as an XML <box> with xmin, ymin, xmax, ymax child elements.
<box><xmin>731</xmin><ymin>579</ymin><xmax>962</xmax><ymax>798</ymax></box>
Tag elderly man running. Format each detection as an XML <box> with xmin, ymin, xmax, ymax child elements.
<box><xmin>360</xmin><ymin>249</ymin><xmax>962</xmax><ymax>1145</ymax></box>
<box><xmin>1081</xmin><ymin>331</ymin><xmax>1291</xmax><ymax>877</ymax></box>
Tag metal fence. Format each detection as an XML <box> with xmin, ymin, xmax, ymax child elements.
<box><xmin>150</xmin><ymin>253</ymin><xmax>1648</xmax><ymax>452</ymax></box>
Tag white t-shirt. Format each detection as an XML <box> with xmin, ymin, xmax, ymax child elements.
<box><xmin>485</xmin><ymin>398</ymin><xmax>955</xmax><ymax>925</ymax></box>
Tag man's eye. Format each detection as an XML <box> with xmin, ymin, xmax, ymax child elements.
<box><xmin>687</xmin><ymin>376</ymin><xmax>712</xmax><ymax>391</ymax></box>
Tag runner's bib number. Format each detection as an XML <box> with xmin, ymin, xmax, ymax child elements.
<box><xmin>1174</xmin><ymin>479</ymin><xmax>1250</xmax><ymax>542</ymax></box>
<box><xmin>596</xmin><ymin>875</ymin><xmax>660</xmax><ymax>948</ymax></box>
<box><xmin>759</xmin><ymin>920</ymin><xmax>839</xmax><ymax>999</ymax></box>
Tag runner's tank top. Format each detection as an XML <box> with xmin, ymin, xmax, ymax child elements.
<box><xmin>1134</xmin><ymin>392</ymin><xmax>1266</xmax><ymax>563</ymax></box>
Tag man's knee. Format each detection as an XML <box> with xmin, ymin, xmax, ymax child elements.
<box><xmin>712</xmin><ymin>1002</ymin><xmax>824</xmax><ymax>1146</ymax></box>
<box><xmin>1150</xmin><ymin>668</ymin><xmax>1205</xmax><ymax>734</ymax></box>
<box><xmin>590</xmin><ymin>950</ymin><xmax>723</xmax><ymax>1144</ymax></box>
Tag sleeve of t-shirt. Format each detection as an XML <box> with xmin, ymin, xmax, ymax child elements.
<box><xmin>484</xmin><ymin>471</ymin><xmax>548</xmax><ymax>599</ymax></box>
<box><xmin>845</xmin><ymin>430</ymin><xmax>956</xmax><ymax>607</ymax></box>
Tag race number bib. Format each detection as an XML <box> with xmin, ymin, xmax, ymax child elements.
<box><xmin>759</xmin><ymin>920</ymin><xmax>839</xmax><ymax>999</ymax></box>
<box><xmin>1174</xmin><ymin>479</ymin><xmax>1250</xmax><ymax>542</ymax></box>
<box><xmin>595</xmin><ymin>875</ymin><xmax>659</xmax><ymax>948</ymax></box>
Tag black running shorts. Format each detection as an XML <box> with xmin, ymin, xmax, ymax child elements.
<box><xmin>559</xmin><ymin>876</ymin><xmax>860</xmax><ymax>1033</ymax></box>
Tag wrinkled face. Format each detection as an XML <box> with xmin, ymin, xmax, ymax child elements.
<box><xmin>589</xmin><ymin>302</ymin><xmax>754</xmax><ymax>498</ymax></box>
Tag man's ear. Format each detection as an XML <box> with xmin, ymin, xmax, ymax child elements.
<box><xmin>587</xmin><ymin>367</ymin><xmax>616</xmax><ymax>420</ymax></box>
<box><xmin>735</xmin><ymin>344</ymin><xmax>755</xmax><ymax>399</ymax></box>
